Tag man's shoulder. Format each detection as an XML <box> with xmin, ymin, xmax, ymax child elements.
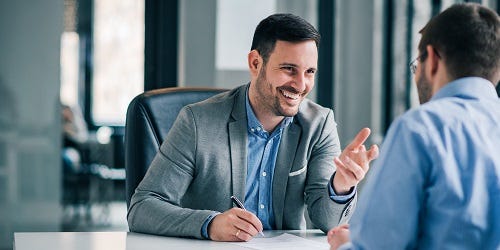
<box><xmin>395</xmin><ymin>96</ymin><xmax>497</xmax><ymax>137</ymax></box>
<box><xmin>395</xmin><ymin>102</ymin><xmax>448</xmax><ymax>132</ymax></box>
<box><xmin>297</xmin><ymin>98</ymin><xmax>333</xmax><ymax>121</ymax></box>
<box><xmin>182</xmin><ymin>84</ymin><xmax>246</xmax><ymax>124</ymax></box>
<box><xmin>401</xmin><ymin>96</ymin><xmax>490</xmax><ymax>127</ymax></box>
<box><xmin>187</xmin><ymin>85</ymin><xmax>243</xmax><ymax>110</ymax></box>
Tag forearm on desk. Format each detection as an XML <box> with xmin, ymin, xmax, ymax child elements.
<box><xmin>128</xmin><ymin>193</ymin><xmax>215</xmax><ymax>239</ymax></box>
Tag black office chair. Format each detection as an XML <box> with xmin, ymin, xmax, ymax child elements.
<box><xmin>124</xmin><ymin>87</ymin><xmax>228</xmax><ymax>207</ymax></box>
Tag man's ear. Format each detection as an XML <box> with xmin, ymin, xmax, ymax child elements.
<box><xmin>425</xmin><ymin>45</ymin><xmax>440</xmax><ymax>78</ymax></box>
<box><xmin>248</xmin><ymin>50</ymin><xmax>262</xmax><ymax>76</ymax></box>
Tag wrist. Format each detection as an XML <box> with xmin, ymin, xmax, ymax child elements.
<box><xmin>202</xmin><ymin>213</ymin><xmax>219</xmax><ymax>240</ymax></box>
<box><xmin>332</xmin><ymin>172</ymin><xmax>353</xmax><ymax>195</ymax></box>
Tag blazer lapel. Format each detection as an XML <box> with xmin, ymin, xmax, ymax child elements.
<box><xmin>272</xmin><ymin>121</ymin><xmax>301</xmax><ymax>229</ymax></box>
<box><xmin>229</xmin><ymin>85</ymin><xmax>248</xmax><ymax>202</ymax></box>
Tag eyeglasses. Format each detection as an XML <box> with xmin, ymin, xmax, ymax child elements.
<box><xmin>409</xmin><ymin>50</ymin><xmax>428</xmax><ymax>74</ymax></box>
<box><xmin>410</xmin><ymin>49</ymin><xmax>442</xmax><ymax>75</ymax></box>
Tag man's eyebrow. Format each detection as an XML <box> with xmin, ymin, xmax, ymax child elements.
<box><xmin>278</xmin><ymin>63</ymin><xmax>298</xmax><ymax>67</ymax></box>
<box><xmin>277</xmin><ymin>63</ymin><xmax>317</xmax><ymax>71</ymax></box>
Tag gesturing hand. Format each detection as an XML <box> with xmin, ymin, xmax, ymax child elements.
<box><xmin>333</xmin><ymin>128</ymin><xmax>379</xmax><ymax>194</ymax></box>
<box><xmin>208</xmin><ymin>208</ymin><xmax>263</xmax><ymax>242</ymax></box>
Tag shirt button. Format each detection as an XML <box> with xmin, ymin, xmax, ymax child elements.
<box><xmin>256</xmin><ymin>127</ymin><xmax>262</xmax><ymax>131</ymax></box>
<box><xmin>260</xmin><ymin>204</ymin><xmax>265</xmax><ymax>209</ymax></box>
<box><xmin>262</xmin><ymin>172</ymin><xmax>267</xmax><ymax>177</ymax></box>
<box><xmin>250</xmin><ymin>128</ymin><xmax>255</xmax><ymax>132</ymax></box>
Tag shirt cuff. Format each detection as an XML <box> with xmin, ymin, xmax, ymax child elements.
<box><xmin>201</xmin><ymin>212</ymin><xmax>220</xmax><ymax>239</ymax></box>
<box><xmin>328</xmin><ymin>172</ymin><xmax>356</xmax><ymax>204</ymax></box>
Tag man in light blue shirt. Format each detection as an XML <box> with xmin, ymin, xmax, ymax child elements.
<box><xmin>328</xmin><ymin>3</ymin><xmax>500</xmax><ymax>249</ymax></box>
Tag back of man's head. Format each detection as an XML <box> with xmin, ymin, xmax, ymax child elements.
<box><xmin>251</xmin><ymin>13</ymin><xmax>320</xmax><ymax>63</ymax></box>
<box><xmin>418</xmin><ymin>3</ymin><xmax>500</xmax><ymax>84</ymax></box>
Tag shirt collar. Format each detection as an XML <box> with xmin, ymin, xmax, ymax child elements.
<box><xmin>431</xmin><ymin>77</ymin><xmax>498</xmax><ymax>102</ymax></box>
<box><xmin>245</xmin><ymin>88</ymin><xmax>293</xmax><ymax>133</ymax></box>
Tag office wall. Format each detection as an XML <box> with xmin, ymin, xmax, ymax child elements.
<box><xmin>0</xmin><ymin>1</ymin><xmax>63</xmax><ymax>249</ymax></box>
<box><xmin>179</xmin><ymin>0</ymin><xmax>318</xmax><ymax>91</ymax></box>
<box><xmin>334</xmin><ymin>0</ymin><xmax>384</xmax><ymax>146</ymax></box>
<box><xmin>178</xmin><ymin>0</ymin><xmax>217</xmax><ymax>87</ymax></box>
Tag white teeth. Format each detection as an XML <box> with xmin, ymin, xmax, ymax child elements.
<box><xmin>281</xmin><ymin>90</ymin><xmax>299</xmax><ymax>100</ymax></box>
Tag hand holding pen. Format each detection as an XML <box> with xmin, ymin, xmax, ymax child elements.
<box><xmin>231</xmin><ymin>196</ymin><xmax>265</xmax><ymax>236</ymax></box>
<box><xmin>207</xmin><ymin>196</ymin><xmax>264</xmax><ymax>242</ymax></box>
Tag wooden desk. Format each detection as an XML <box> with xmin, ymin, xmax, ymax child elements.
<box><xmin>14</xmin><ymin>230</ymin><xmax>327</xmax><ymax>250</ymax></box>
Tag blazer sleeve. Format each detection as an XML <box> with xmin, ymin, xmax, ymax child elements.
<box><xmin>127</xmin><ymin>106</ymin><xmax>216</xmax><ymax>239</ymax></box>
<box><xmin>305</xmin><ymin>109</ymin><xmax>355</xmax><ymax>232</ymax></box>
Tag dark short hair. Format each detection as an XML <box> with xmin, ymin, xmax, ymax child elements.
<box><xmin>418</xmin><ymin>3</ymin><xmax>500</xmax><ymax>83</ymax></box>
<box><xmin>250</xmin><ymin>13</ymin><xmax>320</xmax><ymax>63</ymax></box>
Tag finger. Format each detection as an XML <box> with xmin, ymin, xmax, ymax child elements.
<box><xmin>367</xmin><ymin>144</ymin><xmax>379</xmax><ymax>162</ymax></box>
<box><xmin>327</xmin><ymin>228</ymin><xmax>335</xmax><ymax>242</ymax></box>
<box><xmin>334</xmin><ymin>157</ymin><xmax>355</xmax><ymax>180</ymax></box>
<box><xmin>234</xmin><ymin>227</ymin><xmax>252</xmax><ymax>241</ymax></box>
<box><xmin>327</xmin><ymin>228</ymin><xmax>335</xmax><ymax>237</ymax></box>
<box><xmin>234</xmin><ymin>209</ymin><xmax>263</xmax><ymax>235</ymax></box>
<box><xmin>353</xmin><ymin>144</ymin><xmax>368</xmax><ymax>170</ymax></box>
<box><xmin>327</xmin><ymin>233</ymin><xmax>335</xmax><ymax>247</ymax></box>
<box><xmin>334</xmin><ymin>157</ymin><xmax>358</xmax><ymax>188</ymax></box>
<box><xmin>339</xmin><ymin>155</ymin><xmax>366</xmax><ymax>181</ymax></box>
<box><xmin>233</xmin><ymin>220</ymin><xmax>258</xmax><ymax>238</ymax></box>
<box><xmin>357</xmin><ymin>145</ymin><xmax>369</xmax><ymax>172</ymax></box>
<box><xmin>335</xmin><ymin>157</ymin><xmax>361</xmax><ymax>183</ymax></box>
<box><xmin>345</xmin><ymin>128</ymin><xmax>371</xmax><ymax>151</ymax></box>
<box><xmin>333</xmin><ymin>224</ymin><xmax>349</xmax><ymax>232</ymax></box>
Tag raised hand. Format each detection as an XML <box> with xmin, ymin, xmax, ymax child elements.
<box><xmin>208</xmin><ymin>208</ymin><xmax>263</xmax><ymax>242</ymax></box>
<box><xmin>333</xmin><ymin>128</ymin><xmax>379</xmax><ymax>194</ymax></box>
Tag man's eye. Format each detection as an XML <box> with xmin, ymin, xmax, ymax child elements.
<box><xmin>306</xmin><ymin>69</ymin><xmax>316</xmax><ymax>74</ymax></box>
<box><xmin>281</xmin><ymin>67</ymin><xmax>296</xmax><ymax>74</ymax></box>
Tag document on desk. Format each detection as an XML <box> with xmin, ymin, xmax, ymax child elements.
<box><xmin>230</xmin><ymin>233</ymin><xmax>329</xmax><ymax>250</ymax></box>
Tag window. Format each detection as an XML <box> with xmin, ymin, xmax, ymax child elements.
<box><xmin>92</xmin><ymin>0</ymin><xmax>144</xmax><ymax>125</ymax></box>
<box><xmin>60</xmin><ymin>31</ymin><xmax>80</xmax><ymax>107</ymax></box>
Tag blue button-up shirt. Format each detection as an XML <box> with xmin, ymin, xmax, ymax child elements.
<box><xmin>244</xmin><ymin>93</ymin><xmax>293</xmax><ymax>230</ymax></box>
<box><xmin>340</xmin><ymin>77</ymin><xmax>500</xmax><ymax>249</ymax></box>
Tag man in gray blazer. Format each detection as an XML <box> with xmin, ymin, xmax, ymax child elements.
<box><xmin>128</xmin><ymin>13</ymin><xmax>378</xmax><ymax>241</ymax></box>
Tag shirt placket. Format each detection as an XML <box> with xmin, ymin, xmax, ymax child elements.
<box><xmin>257</xmin><ymin>135</ymin><xmax>272</xmax><ymax>223</ymax></box>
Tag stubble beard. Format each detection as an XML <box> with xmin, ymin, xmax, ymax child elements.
<box><xmin>417</xmin><ymin>65</ymin><xmax>432</xmax><ymax>104</ymax></box>
<box><xmin>255</xmin><ymin>67</ymin><xmax>300</xmax><ymax>117</ymax></box>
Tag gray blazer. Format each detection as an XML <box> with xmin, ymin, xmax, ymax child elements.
<box><xmin>128</xmin><ymin>84</ymin><xmax>356</xmax><ymax>239</ymax></box>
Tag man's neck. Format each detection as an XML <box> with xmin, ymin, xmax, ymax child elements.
<box><xmin>254</xmin><ymin>111</ymin><xmax>284</xmax><ymax>133</ymax></box>
<box><xmin>432</xmin><ymin>68</ymin><xmax>453</xmax><ymax>96</ymax></box>
<box><xmin>247</xmin><ymin>84</ymin><xmax>285</xmax><ymax>132</ymax></box>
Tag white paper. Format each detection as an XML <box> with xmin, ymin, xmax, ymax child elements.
<box><xmin>230</xmin><ymin>233</ymin><xmax>329</xmax><ymax>250</ymax></box>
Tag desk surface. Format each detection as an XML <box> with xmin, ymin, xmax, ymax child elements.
<box><xmin>14</xmin><ymin>230</ymin><xmax>327</xmax><ymax>250</ymax></box>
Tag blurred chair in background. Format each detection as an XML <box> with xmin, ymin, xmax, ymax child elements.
<box><xmin>61</xmin><ymin>104</ymin><xmax>125</xmax><ymax>230</ymax></box>
<box><xmin>61</xmin><ymin>104</ymin><xmax>92</xmax><ymax>227</ymax></box>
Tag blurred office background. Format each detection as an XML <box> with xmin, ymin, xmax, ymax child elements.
<box><xmin>0</xmin><ymin>0</ymin><xmax>499</xmax><ymax>249</ymax></box>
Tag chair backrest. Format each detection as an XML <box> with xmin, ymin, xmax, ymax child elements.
<box><xmin>124</xmin><ymin>87</ymin><xmax>228</xmax><ymax>207</ymax></box>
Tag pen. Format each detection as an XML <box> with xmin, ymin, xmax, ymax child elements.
<box><xmin>230</xmin><ymin>195</ymin><xmax>265</xmax><ymax>237</ymax></box>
